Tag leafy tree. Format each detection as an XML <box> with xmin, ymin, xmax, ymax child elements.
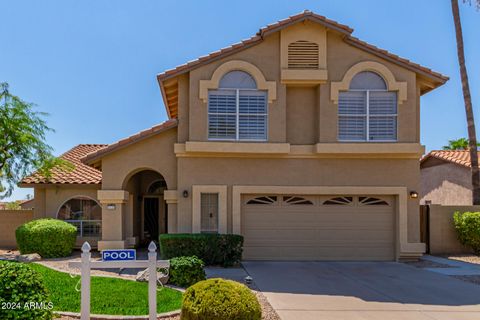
<box><xmin>442</xmin><ymin>138</ymin><xmax>480</xmax><ymax>150</ymax></box>
<box><xmin>0</xmin><ymin>82</ymin><xmax>72</xmax><ymax>199</ymax></box>
<box><xmin>451</xmin><ymin>0</ymin><xmax>480</xmax><ymax>204</ymax></box>
<box><xmin>5</xmin><ymin>201</ymin><xmax>21</xmax><ymax>210</ymax></box>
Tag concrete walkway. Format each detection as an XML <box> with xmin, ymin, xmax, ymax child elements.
<box><xmin>422</xmin><ymin>255</ymin><xmax>480</xmax><ymax>276</ymax></box>
<box><xmin>243</xmin><ymin>261</ymin><xmax>480</xmax><ymax>320</ymax></box>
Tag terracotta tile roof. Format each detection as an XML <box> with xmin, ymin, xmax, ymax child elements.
<box><xmin>20</xmin><ymin>144</ymin><xmax>107</xmax><ymax>185</ymax></box>
<box><xmin>156</xmin><ymin>10</ymin><xmax>448</xmax><ymax>119</ymax></box>
<box><xmin>344</xmin><ymin>36</ymin><xmax>448</xmax><ymax>83</ymax></box>
<box><xmin>82</xmin><ymin>119</ymin><xmax>178</xmax><ymax>164</ymax></box>
<box><xmin>421</xmin><ymin>150</ymin><xmax>479</xmax><ymax>168</ymax></box>
<box><xmin>156</xmin><ymin>10</ymin><xmax>352</xmax><ymax>82</ymax></box>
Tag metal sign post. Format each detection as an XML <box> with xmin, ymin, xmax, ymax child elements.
<box><xmin>69</xmin><ymin>241</ymin><xmax>169</xmax><ymax>320</ymax></box>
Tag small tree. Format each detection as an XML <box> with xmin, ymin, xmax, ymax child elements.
<box><xmin>5</xmin><ymin>201</ymin><xmax>21</xmax><ymax>210</ymax></box>
<box><xmin>0</xmin><ymin>82</ymin><xmax>71</xmax><ymax>199</ymax></box>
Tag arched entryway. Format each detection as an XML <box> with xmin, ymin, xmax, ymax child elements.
<box><xmin>123</xmin><ymin>169</ymin><xmax>168</xmax><ymax>246</ymax></box>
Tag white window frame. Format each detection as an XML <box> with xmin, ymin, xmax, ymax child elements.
<box><xmin>338</xmin><ymin>88</ymin><xmax>398</xmax><ymax>142</ymax></box>
<box><xmin>208</xmin><ymin>88</ymin><xmax>268</xmax><ymax>142</ymax></box>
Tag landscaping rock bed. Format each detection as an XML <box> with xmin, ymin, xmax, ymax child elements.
<box><xmin>444</xmin><ymin>254</ymin><xmax>480</xmax><ymax>265</ymax></box>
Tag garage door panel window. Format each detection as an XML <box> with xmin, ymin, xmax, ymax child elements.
<box><xmin>246</xmin><ymin>196</ymin><xmax>277</xmax><ymax>205</ymax></box>
<box><xmin>201</xmin><ymin>193</ymin><xmax>219</xmax><ymax>233</ymax></box>
<box><xmin>359</xmin><ymin>197</ymin><xmax>390</xmax><ymax>206</ymax></box>
<box><xmin>323</xmin><ymin>196</ymin><xmax>353</xmax><ymax>205</ymax></box>
<box><xmin>282</xmin><ymin>196</ymin><xmax>314</xmax><ymax>205</ymax></box>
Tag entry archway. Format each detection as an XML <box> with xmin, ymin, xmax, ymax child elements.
<box><xmin>123</xmin><ymin>169</ymin><xmax>168</xmax><ymax>246</ymax></box>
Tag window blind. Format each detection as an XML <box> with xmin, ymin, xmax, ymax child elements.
<box><xmin>338</xmin><ymin>91</ymin><xmax>397</xmax><ymax>141</ymax></box>
<box><xmin>208</xmin><ymin>89</ymin><xmax>267</xmax><ymax>140</ymax></box>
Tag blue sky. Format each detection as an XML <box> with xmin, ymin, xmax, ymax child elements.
<box><xmin>2</xmin><ymin>0</ymin><xmax>479</xmax><ymax>200</ymax></box>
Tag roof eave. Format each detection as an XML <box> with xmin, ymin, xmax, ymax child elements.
<box><xmin>82</xmin><ymin>119</ymin><xmax>178</xmax><ymax>165</ymax></box>
<box><xmin>344</xmin><ymin>36</ymin><xmax>449</xmax><ymax>87</ymax></box>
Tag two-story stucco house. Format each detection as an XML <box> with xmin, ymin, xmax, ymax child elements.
<box><xmin>20</xmin><ymin>11</ymin><xmax>448</xmax><ymax>261</ymax></box>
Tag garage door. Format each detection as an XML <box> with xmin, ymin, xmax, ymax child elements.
<box><xmin>241</xmin><ymin>194</ymin><xmax>395</xmax><ymax>261</ymax></box>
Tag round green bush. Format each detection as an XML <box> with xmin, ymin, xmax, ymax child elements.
<box><xmin>181</xmin><ymin>278</ymin><xmax>261</xmax><ymax>320</ymax></box>
<box><xmin>16</xmin><ymin>218</ymin><xmax>77</xmax><ymax>258</ymax></box>
<box><xmin>0</xmin><ymin>261</ymin><xmax>52</xmax><ymax>319</ymax></box>
<box><xmin>453</xmin><ymin>211</ymin><xmax>480</xmax><ymax>254</ymax></box>
<box><xmin>168</xmin><ymin>256</ymin><xmax>206</xmax><ymax>288</ymax></box>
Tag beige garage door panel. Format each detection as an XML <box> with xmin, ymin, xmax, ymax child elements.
<box><xmin>242</xmin><ymin>195</ymin><xmax>395</xmax><ymax>261</ymax></box>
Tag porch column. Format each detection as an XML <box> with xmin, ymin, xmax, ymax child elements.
<box><xmin>97</xmin><ymin>190</ymin><xmax>129</xmax><ymax>250</ymax></box>
<box><xmin>164</xmin><ymin>190</ymin><xmax>178</xmax><ymax>233</ymax></box>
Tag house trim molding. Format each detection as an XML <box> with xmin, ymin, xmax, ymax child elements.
<box><xmin>199</xmin><ymin>60</ymin><xmax>277</xmax><ymax>103</ymax></box>
<box><xmin>330</xmin><ymin>61</ymin><xmax>408</xmax><ymax>104</ymax></box>
<box><xmin>174</xmin><ymin>142</ymin><xmax>424</xmax><ymax>159</ymax></box>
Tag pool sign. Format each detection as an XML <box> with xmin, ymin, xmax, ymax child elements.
<box><xmin>102</xmin><ymin>249</ymin><xmax>136</xmax><ymax>261</ymax></box>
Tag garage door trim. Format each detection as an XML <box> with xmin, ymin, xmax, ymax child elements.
<box><xmin>232</xmin><ymin>185</ymin><xmax>412</xmax><ymax>260</ymax></box>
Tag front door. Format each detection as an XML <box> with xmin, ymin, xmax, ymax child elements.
<box><xmin>143</xmin><ymin>197</ymin><xmax>159</xmax><ymax>242</ymax></box>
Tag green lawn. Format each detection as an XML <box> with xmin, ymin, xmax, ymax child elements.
<box><xmin>28</xmin><ymin>263</ymin><xmax>182</xmax><ymax>316</ymax></box>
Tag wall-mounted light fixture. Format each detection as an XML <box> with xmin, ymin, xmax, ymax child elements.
<box><xmin>183</xmin><ymin>190</ymin><xmax>189</xmax><ymax>198</ymax></box>
<box><xmin>409</xmin><ymin>191</ymin><xmax>419</xmax><ymax>199</ymax></box>
<box><xmin>106</xmin><ymin>204</ymin><xmax>116</xmax><ymax>210</ymax></box>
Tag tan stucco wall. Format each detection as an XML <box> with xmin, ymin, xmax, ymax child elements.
<box><xmin>0</xmin><ymin>210</ymin><xmax>34</xmax><ymax>248</ymax></box>
<box><xmin>421</xmin><ymin>162</ymin><xmax>472</xmax><ymax>205</ymax></box>
<box><xmin>189</xmin><ymin>33</ymin><xmax>286</xmax><ymax>143</ymax></box>
<box><xmin>177</xmin><ymin>157</ymin><xmax>421</xmax><ymax>243</ymax></box>
<box><xmin>184</xmin><ymin>26</ymin><xmax>419</xmax><ymax>144</ymax></box>
<box><xmin>322</xmin><ymin>33</ymin><xmax>418</xmax><ymax>143</ymax></box>
<box><xmin>33</xmin><ymin>186</ymin><xmax>100</xmax><ymax>218</ymax></box>
<box><xmin>428</xmin><ymin>204</ymin><xmax>479</xmax><ymax>254</ymax></box>
<box><xmin>286</xmin><ymin>86</ymin><xmax>318</xmax><ymax>144</ymax></box>
<box><xmin>101</xmin><ymin>128</ymin><xmax>178</xmax><ymax>190</ymax></box>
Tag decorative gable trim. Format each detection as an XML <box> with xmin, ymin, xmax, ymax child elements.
<box><xmin>199</xmin><ymin>60</ymin><xmax>277</xmax><ymax>103</ymax></box>
<box><xmin>330</xmin><ymin>61</ymin><xmax>407</xmax><ymax>104</ymax></box>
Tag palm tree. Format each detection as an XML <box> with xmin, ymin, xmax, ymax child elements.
<box><xmin>443</xmin><ymin>138</ymin><xmax>470</xmax><ymax>150</ymax></box>
<box><xmin>451</xmin><ymin>0</ymin><xmax>480</xmax><ymax>204</ymax></box>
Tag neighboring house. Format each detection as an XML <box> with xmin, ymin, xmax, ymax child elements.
<box><xmin>19</xmin><ymin>11</ymin><xmax>448</xmax><ymax>260</ymax></box>
<box><xmin>19</xmin><ymin>199</ymin><xmax>35</xmax><ymax>210</ymax></box>
<box><xmin>421</xmin><ymin>150</ymin><xmax>476</xmax><ymax>205</ymax></box>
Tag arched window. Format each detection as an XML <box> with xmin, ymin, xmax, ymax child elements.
<box><xmin>147</xmin><ymin>180</ymin><xmax>167</xmax><ymax>194</ymax></box>
<box><xmin>219</xmin><ymin>70</ymin><xmax>257</xmax><ymax>89</ymax></box>
<box><xmin>57</xmin><ymin>197</ymin><xmax>102</xmax><ymax>237</ymax></box>
<box><xmin>208</xmin><ymin>70</ymin><xmax>267</xmax><ymax>141</ymax></box>
<box><xmin>338</xmin><ymin>71</ymin><xmax>397</xmax><ymax>142</ymax></box>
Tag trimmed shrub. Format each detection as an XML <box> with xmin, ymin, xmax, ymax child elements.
<box><xmin>159</xmin><ymin>234</ymin><xmax>243</xmax><ymax>267</ymax></box>
<box><xmin>0</xmin><ymin>261</ymin><xmax>52</xmax><ymax>319</ymax></box>
<box><xmin>16</xmin><ymin>218</ymin><xmax>77</xmax><ymax>258</ymax></box>
<box><xmin>453</xmin><ymin>211</ymin><xmax>480</xmax><ymax>254</ymax></box>
<box><xmin>168</xmin><ymin>256</ymin><xmax>206</xmax><ymax>288</ymax></box>
<box><xmin>181</xmin><ymin>278</ymin><xmax>261</xmax><ymax>320</ymax></box>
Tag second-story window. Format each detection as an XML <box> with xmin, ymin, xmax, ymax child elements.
<box><xmin>208</xmin><ymin>70</ymin><xmax>267</xmax><ymax>141</ymax></box>
<box><xmin>338</xmin><ymin>71</ymin><xmax>397</xmax><ymax>142</ymax></box>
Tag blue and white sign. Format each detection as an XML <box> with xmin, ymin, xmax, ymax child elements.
<box><xmin>102</xmin><ymin>249</ymin><xmax>136</xmax><ymax>261</ymax></box>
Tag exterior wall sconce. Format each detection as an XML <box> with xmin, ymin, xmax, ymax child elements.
<box><xmin>409</xmin><ymin>191</ymin><xmax>418</xmax><ymax>199</ymax></box>
<box><xmin>183</xmin><ymin>190</ymin><xmax>189</xmax><ymax>198</ymax></box>
<box><xmin>106</xmin><ymin>204</ymin><xmax>116</xmax><ymax>210</ymax></box>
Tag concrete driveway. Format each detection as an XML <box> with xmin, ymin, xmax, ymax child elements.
<box><xmin>243</xmin><ymin>261</ymin><xmax>480</xmax><ymax>320</ymax></box>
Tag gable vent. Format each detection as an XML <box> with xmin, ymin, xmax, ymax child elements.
<box><xmin>288</xmin><ymin>40</ymin><xmax>319</xmax><ymax>69</ymax></box>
